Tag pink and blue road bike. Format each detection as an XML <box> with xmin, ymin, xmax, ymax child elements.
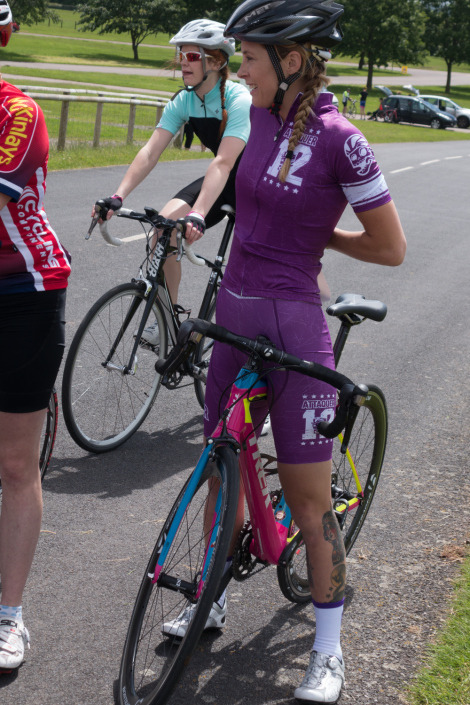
<box><xmin>118</xmin><ymin>294</ymin><xmax>388</xmax><ymax>705</ymax></box>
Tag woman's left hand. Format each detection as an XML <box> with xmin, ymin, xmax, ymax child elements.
<box><xmin>184</xmin><ymin>211</ymin><xmax>206</xmax><ymax>244</ymax></box>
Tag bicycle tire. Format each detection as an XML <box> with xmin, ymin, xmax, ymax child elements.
<box><xmin>193</xmin><ymin>292</ymin><xmax>217</xmax><ymax>409</ymax></box>
<box><xmin>119</xmin><ymin>445</ymin><xmax>239</xmax><ymax>705</ymax></box>
<box><xmin>40</xmin><ymin>389</ymin><xmax>58</xmax><ymax>481</ymax></box>
<box><xmin>331</xmin><ymin>384</ymin><xmax>387</xmax><ymax>554</ymax></box>
<box><xmin>62</xmin><ymin>282</ymin><xmax>168</xmax><ymax>453</ymax></box>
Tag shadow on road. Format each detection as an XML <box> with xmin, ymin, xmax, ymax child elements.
<box><xmin>43</xmin><ymin>413</ymin><xmax>205</xmax><ymax>499</ymax></box>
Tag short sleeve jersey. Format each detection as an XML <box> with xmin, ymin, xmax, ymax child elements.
<box><xmin>0</xmin><ymin>81</ymin><xmax>71</xmax><ymax>295</ymax></box>
<box><xmin>157</xmin><ymin>79</ymin><xmax>251</xmax><ymax>154</ymax></box>
<box><xmin>222</xmin><ymin>92</ymin><xmax>391</xmax><ymax>304</ymax></box>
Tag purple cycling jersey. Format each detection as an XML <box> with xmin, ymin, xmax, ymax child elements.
<box><xmin>221</xmin><ymin>91</ymin><xmax>391</xmax><ymax>304</ymax></box>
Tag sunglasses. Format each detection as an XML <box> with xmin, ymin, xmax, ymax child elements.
<box><xmin>178</xmin><ymin>50</ymin><xmax>203</xmax><ymax>63</ymax></box>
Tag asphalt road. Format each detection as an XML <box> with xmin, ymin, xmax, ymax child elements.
<box><xmin>1</xmin><ymin>143</ymin><xmax>469</xmax><ymax>705</ymax></box>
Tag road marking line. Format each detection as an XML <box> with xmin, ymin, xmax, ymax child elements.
<box><xmin>420</xmin><ymin>159</ymin><xmax>440</xmax><ymax>165</ymax></box>
<box><xmin>444</xmin><ymin>155</ymin><xmax>463</xmax><ymax>160</ymax></box>
<box><xmin>121</xmin><ymin>233</ymin><xmax>146</xmax><ymax>243</ymax></box>
<box><xmin>390</xmin><ymin>166</ymin><xmax>414</xmax><ymax>173</ymax></box>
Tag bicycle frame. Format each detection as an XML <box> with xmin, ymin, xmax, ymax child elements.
<box><xmin>211</xmin><ymin>368</ymin><xmax>293</xmax><ymax>566</ymax></box>
<box><xmin>103</xmin><ymin>210</ymin><xmax>234</xmax><ymax>377</ymax></box>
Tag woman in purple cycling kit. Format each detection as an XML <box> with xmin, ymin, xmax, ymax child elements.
<box><xmin>177</xmin><ymin>1</ymin><xmax>405</xmax><ymax>702</ymax></box>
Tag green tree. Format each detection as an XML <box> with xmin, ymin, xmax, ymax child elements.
<box><xmin>335</xmin><ymin>0</ymin><xmax>427</xmax><ymax>89</ymax></box>
<box><xmin>423</xmin><ymin>0</ymin><xmax>470</xmax><ymax>92</ymax></box>
<box><xmin>9</xmin><ymin>0</ymin><xmax>59</xmax><ymax>24</ymax></box>
<box><xmin>77</xmin><ymin>0</ymin><xmax>185</xmax><ymax>60</ymax></box>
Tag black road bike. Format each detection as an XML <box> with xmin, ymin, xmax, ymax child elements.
<box><xmin>61</xmin><ymin>204</ymin><xmax>234</xmax><ymax>453</ymax></box>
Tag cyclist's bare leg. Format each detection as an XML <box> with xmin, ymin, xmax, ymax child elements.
<box><xmin>150</xmin><ymin>198</ymin><xmax>191</xmax><ymax>304</ymax></box>
<box><xmin>277</xmin><ymin>459</ymin><xmax>346</xmax><ymax>603</ymax></box>
<box><xmin>0</xmin><ymin>409</ymin><xmax>45</xmax><ymax>606</ymax></box>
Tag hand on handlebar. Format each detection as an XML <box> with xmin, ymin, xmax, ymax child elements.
<box><xmin>184</xmin><ymin>211</ymin><xmax>206</xmax><ymax>244</ymax></box>
<box><xmin>92</xmin><ymin>195</ymin><xmax>123</xmax><ymax>222</ymax></box>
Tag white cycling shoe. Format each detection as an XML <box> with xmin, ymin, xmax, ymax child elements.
<box><xmin>294</xmin><ymin>651</ymin><xmax>345</xmax><ymax>703</ymax></box>
<box><xmin>137</xmin><ymin>320</ymin><xmax>160</xmax><ymax>347</ymax></box>
<box><xmin>162</xmin><ymin>599</ymin><xmax>226</xmax><ymax>639</ymax></box>
<box><xmin>0</xmin><ymin>619</ymin><xmax>30</xmax><ymax>670</ymax></box>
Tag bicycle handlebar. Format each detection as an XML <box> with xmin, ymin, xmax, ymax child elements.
<box><xmin>155</xmin><ymin>318</ymin><xmax>369</xmax><ymax>439</ymax></box>
<box><xmin>90</xmin><ymin>203</ymin><xmax>206</xmax><ymax>265</ymax></box>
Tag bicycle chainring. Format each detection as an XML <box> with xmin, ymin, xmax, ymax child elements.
<box><xmin>161</xmin><ymin>367</ymin><xmax>184</xmax><ymax>389</ymax></box>
<box><xmin>232</xmin><ymin>522</ymin><xmax>257</xmax><ymax>581</ymax></box>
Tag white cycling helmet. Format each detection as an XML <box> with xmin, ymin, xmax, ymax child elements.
<box><xmin>170</xmin><ymin>19</ymin><xmax>235</xmax><ymax>92</ymax></box>
<box><xmin>0</xmin><ymin>0</ymin><xmax>12</xmax><ymax>47</ymax></box>
<box><xmin>170</xmin><ymin>19</ymin><xmax>235</xmax><ymax>57</ymax></box>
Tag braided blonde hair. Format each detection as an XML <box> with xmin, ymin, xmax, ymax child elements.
<box><xmin>205</xmin><ymin>49</ymin><xmax>230</xmax><ymax>138</ymax></box>
<box><xmin>276</xmin><ymin>45</ymin><xmax>330</xmax><ymax>183</ymax></box>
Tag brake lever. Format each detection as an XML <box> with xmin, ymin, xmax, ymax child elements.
<box><xmin>86</xmin><ymin>202</ymin><xmax>104</xmax><ymax>240</ymax></box>
<box><xmin>175</xmin><ymin>221</ymin><xmax>185</xmax><ymax>262</ymax></box>
<box><xmin>86</xmin><ymin>214</ymin><xmax>100</xmax><ymax>240</ymax></box>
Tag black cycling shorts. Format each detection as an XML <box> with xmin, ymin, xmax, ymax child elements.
<box><xmin>173</xmin><ymin>165</ymin><xmax>237</xmax><ymax>229</ymax></box>
<box><xmin>0</xmin><ymin>288</ymin><xmax>66</xmax><ymax>413</ymax></box>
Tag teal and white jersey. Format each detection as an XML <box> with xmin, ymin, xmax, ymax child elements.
<box><xmin>157</xmin><ymin>79</ymin><xmax>251</xmax><ymax>154</ymax></box>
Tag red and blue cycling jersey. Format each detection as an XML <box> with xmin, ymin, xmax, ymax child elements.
<box><xmin>0</xmin><ymin>81</ymin><xmax>71</xmax><ymax>294</ymax></box>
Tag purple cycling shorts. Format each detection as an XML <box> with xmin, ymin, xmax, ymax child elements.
<box><xmin>204</xmin><ymin>287</ymin><xmax>336</xmax><ymax>464</ymax></box>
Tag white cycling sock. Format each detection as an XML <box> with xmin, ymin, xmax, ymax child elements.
<box><xmin>0</xmin><ymin>604</ymin><xmax>23</xmax><ymax>624</ymax></box>
<box><xmin>312</xmin><ymin>599</ymin><xmax>344</xmax><ymax>661</ymax></box>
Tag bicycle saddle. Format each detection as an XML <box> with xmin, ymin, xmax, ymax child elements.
<box><xmin>326</xmin><ymin>293</ymin><xmax>387</xmax><ymax>322</ymax></box>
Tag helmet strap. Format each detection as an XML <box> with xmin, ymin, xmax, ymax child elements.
<box><xmin>265</xmin><ymin>45</ymin><xmax>303</xmax><ymax>116</ymax></box>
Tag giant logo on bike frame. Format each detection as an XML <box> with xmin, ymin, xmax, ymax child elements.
<box><xmin>344</xmin><ymin>133</ymin><xmax>375</xmax><ymax>176</ymax></box>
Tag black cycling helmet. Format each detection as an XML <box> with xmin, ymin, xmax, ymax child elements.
<box><xmin>225</xmin><ymin>0</ymin><xmax>344</xmax><ymax>116</ymax></box>
<box><xmin>224</xmin><ymin>0</ymin><xmax>344</xmax><ymax>48</ymax></box>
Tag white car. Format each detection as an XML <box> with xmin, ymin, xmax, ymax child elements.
<box><xmin>418</xmin><ymin>95</ymin><xmax>470</xmax><ymax>129</ymax></box>
<box><xmin>403</xmin><ymin>87</ymin><xmax>470</xmax><ymax>129</ymax></box>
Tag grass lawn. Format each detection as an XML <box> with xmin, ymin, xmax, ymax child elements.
<box><xmin>407</xmin><ymin>553</ymin><xmax>470</xmax><ymax>705</ymax></box>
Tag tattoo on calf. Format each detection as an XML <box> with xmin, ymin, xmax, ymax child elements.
<box><xmin>322</xmin><ymin>510</ymin><xmax>345</xmax><ymax>565</ymax></box>
<box><xmin>323</xmin><ymin>510</ymin><xmax>346</xmax><ymax>601</ymax></box>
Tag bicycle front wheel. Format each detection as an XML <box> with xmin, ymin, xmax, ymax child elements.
<box><xmin>331</xmin><ymin>384</ymin><xmax>388</xmax><ymax>554</ymax></box>
<box><xmin>193</xmin><ymin>292</ymin><xmax>217</xmax><ymax>409</ymax></box>
<box><xmin>119</xmin><ymin>445</ymin><xmax>239</xmax><ymax>705</ymax></box>
<box><xmin>62</xmin><ymin>282</ymin><xmax>168</xmax><ymax>453</ymax></box>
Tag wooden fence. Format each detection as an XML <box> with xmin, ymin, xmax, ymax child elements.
<box><xmin>18</xmin><ymin>86</ymin><xmax>179</xmax><ymax>150</ymax></box>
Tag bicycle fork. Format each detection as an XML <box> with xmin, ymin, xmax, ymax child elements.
<box><xmin>149</xmin><ymin>445</ymin><xmax>222</xmax><ymax>601</ymax></box>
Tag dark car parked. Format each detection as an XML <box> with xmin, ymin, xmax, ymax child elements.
<box><xmin>382</xmin><ymin>95</ymin><xmax>456</xmax><ymax>129</ymax></box>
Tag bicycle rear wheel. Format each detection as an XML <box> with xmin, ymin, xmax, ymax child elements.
<box><xmin>62</xmin><ymin>282</ymin><xmax>168</xmax><ymax>453</ymax></box>
<box><xmin>193</xmin><ymin>292</ymin><xmax>217</xmax><ymax>409</ymax></box>
<box><xmin>331</xmin><ymin>385</ymin><xmax>387</xmax><ymax>554</ymax></box>
<box><xmin>40</xmin><ymin>389</ymin><xmax>58</xmax><ymax>481</ymax></box>
<box><xmin>277</xmin><ymin>519</ymin><xmax>310</xmax><ymax>604</ymax></box>
<box><xmin>119</xmin><ymin>445</ymin><xmax>239</xmax><ymax>705</ymax></box>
